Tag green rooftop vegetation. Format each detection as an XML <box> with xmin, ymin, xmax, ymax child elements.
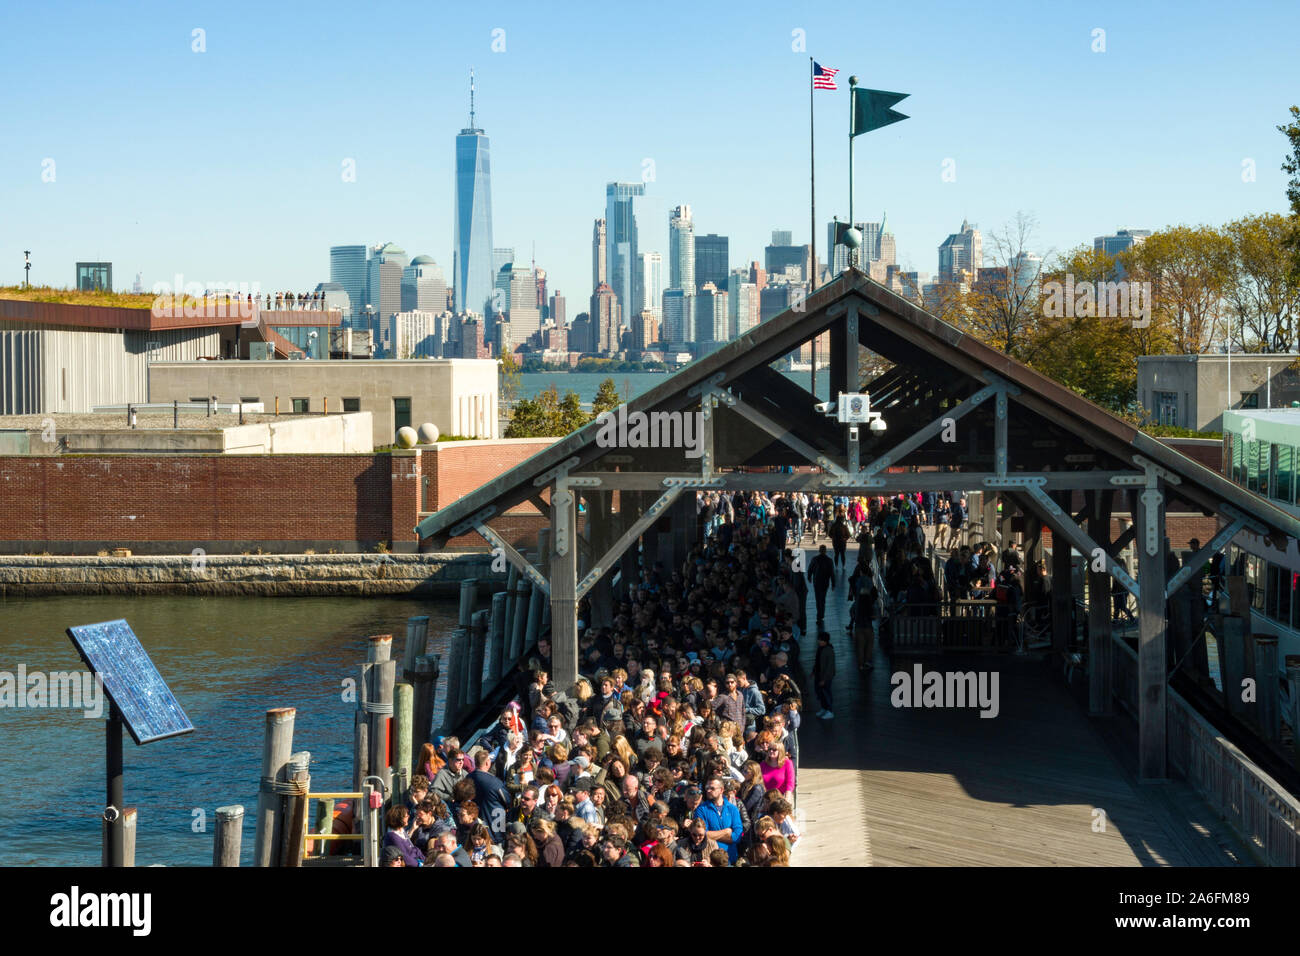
<box><xmin>0</xmin><ymin>285</ymin><xmax>157</xmax><ymax>309</ymax></box>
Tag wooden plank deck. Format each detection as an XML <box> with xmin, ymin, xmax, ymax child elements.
<box><xmin>790</xmin><ymin>544</ymin><xmax>1251</xmax><ymax>867</ymax></box>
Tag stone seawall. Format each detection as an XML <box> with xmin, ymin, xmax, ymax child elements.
<box><xmin>0</xmin><ymin>552</ymin><xmax>501</xmax><ymax>597</ymax></box>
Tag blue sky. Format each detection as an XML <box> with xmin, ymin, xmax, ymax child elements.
<box><xmin>3</xmin><ymin>0</ymin><xmax>1298</xmax><ymax>303</ymax></box>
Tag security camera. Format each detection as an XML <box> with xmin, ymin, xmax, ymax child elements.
<box><xmin>869</xmin><ymin>417</ymin><xmax>887</xmax><ymax>433</ymax></box>
<box><xmin>815</xmin><ymin>400</ymin><xmax>836</xmax><ymax>415</ymax></box>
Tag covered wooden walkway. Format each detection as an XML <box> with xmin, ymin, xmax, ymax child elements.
<box><xmin>792</xmin><ymin>546</ymin><xmax>1252</xmax><ymax>867</ymax></box>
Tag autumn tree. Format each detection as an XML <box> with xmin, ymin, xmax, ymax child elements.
<box><xmin>504</xmin><ymin>385</ymin><xmax>589</xmax><ymax>438</ymax></box>
<box><xmin>1123</xmin><ymin>225</ymin><xmax>1234</xmax><ymax>353</ymax></box>
<box><xmin>1223</xmin><ymin>213</ymin><xmax>1300</xmax><ymax>351</ymax></box>
<box><xmin>1278</xmin><ymin>105</ymin><xmax>1300</xmax><ymax>280</ymax></box>
<box><xmin>959</xmin><ymin>211</ymin><xmax>1046</xmax><ymax>361</ymax></box>
<box><xmin>591</xmin><ymin>378</ymin><xmax>622</xmax><ymax>418</ymax></box>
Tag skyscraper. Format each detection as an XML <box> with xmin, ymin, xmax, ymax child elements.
<box><xmin>727</xmin><ymin>269</ymin><xmax>759</xmax><ymax>338</ymax></box>
<box><xmin>662</xmin><ymin>289</ymin><xmax>693</xmax><ymax>353</ymax></box>
<box><xmin>938</xmin><ymin>220</ymin><xmax>983</xmax><ymax>282</ymax></box>
<box><xmin>592</xmin><ymin>219</ymin><xmax>607</xmax><ymax>291</ymax></box>
<box><xmin>668</xmin><ymin>205</ymin><xmax>695</xmax><ymax>293</ymax></box>
<box><xmin>1093</xmin><ymin>228</ymin><xmax>1152</xmax><ymax>257</ymax></box>
<box><xmin>367</xmin><ymin>242</ymin><xmax>407</xmax><ymax>329</ymax></box>
<box><xmin>694</xmin><ymin>234</ymin><xmax>729</xmax><ymax>292</ymax></box>
<box><xmin>695</xmin><ymin>282</ymin><xmax>728</xmax><ymax>351</ymax></box>
<box><xmin>505</xmin><ymin>264</ymin><xmax>541</xmax><ymax>346</ymax></box>
<box><xmin>454</xmin><ymin>72</ymin><xmax>494</xmax><ymax>316</ymax></box>
<box><xmin>764</xmin><ymin>233</ymin><xmax>808</xmax><ymax>281</ymax></box>
<box><xmin>329</xmin><ymin>244</ymin><xmax>368</xmax><ymax>326</ymax></box>
<box><xmin>771</xmin><ymin>230</ymin><xmax>793</xmax><ymax>247</ymax></box>
<box><xmin>827</xmin><ymin>221</ymin><xmax>867</xmax><ymax>276</ymax></box>
<box><xmin>591</xmin><ymin>283</ymin><xmax>621</xmax><ymax>355</ymax></box>
<box><xmin>604</xmin><ymin>183</ymin><xmax>645</xmax><ymax>321</ymax></box>
<box><xmin>401</xmin><ymin>256</ymin><xmax>447</xmax><ymax>312</ymax></box>
<box><xmin>549</xmin><ymin>291</ymin><xmax>566</xmax><ymax>327</ymax></box>
<box><xmin>637</xmin><ymin>252</ymin><xmax>664</xmax><ymax>320</ymax></box>
<box><xmin>492</xmin><ymin>248</ymin><xmax>516</xmax><ymax>283</ymax></box>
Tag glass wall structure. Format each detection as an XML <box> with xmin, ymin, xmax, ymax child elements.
<box><xmin>455</xmin><ymin>128</ymin><xmax>494</xmax><ymax>316</ymax></box>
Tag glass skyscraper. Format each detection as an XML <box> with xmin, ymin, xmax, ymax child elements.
<box><xmin>604</xmin><ymin>182</ymin><xmax>645</xmax><ymax>322</ymax></box>
<box><xmin>455</xmin><ymin>92</ymin><xmax>494</xmax><ymax>317</ymax></box>
<box><xmin>329</xmin><ymin>245</ymin><xmax>368</xmax><ymax>326</ymax></box>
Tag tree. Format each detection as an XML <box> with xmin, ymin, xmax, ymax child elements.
<box><xmin>1223</xmin><ymin>213</ymin><xmax>1300</xmax><ymax>351</ymax></box>
<box><xmin>591</xmin><ymin>378</ymin><xmax>622</xmax><ymax>418</ymax></box>
<box><xmin>1123</xmin><ymin>225</ymin><xmax>1234</xmax><ymax>354</ymax></box>
<box><xmin>1278</xmin><ymin>105</ymin><xmax>1300</xmax><ymax>280</ymax></box>
<box><xmin>498</xmin><ymin>348</ymin><xmax>522</xmax><ymax>407</ymax></box>
<box><xmin>959</xmin><ymin>211</ymin><xmax>1046</xmax><ymax>361</ymax></box>
<box><xmin>504</xmin><ymin>385</ymin><xmax>589</xmax><ymax>438</ymax></box>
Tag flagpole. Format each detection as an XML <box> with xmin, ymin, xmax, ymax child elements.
<box><xmin>848</xmin><ymin>76</ymin><xmax>856</xmax><ymax>272</ymax></box>
<box><xmin>810</xmin><ymin>56</ymin><xmax>817</xmax><ymax>399</ymax></box>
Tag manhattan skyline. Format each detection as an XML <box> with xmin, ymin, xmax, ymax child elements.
<box><xmin>4</xmin><ymin>0</ymin><xmax>1298</xmax><ymax>303</ymax></box>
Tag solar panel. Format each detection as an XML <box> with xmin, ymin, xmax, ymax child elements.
<box><xmin>67</xmin><ymin>619</ymin><xmax>195</xmax><ymax>745</ymax></box>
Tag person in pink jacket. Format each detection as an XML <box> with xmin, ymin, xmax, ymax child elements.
<box><xmin>760</xmin><ymin>741</ymin><xmax>795</xmax><ymax>797</ymax></box>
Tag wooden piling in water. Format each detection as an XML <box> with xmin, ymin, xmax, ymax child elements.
<box><xmin>254</xmin><ymin>707</ymin><xmax>295</xmax><ymax>867</ymax></box>
<box><xmin>459</xmin><ymin>578</ymin><xmax>478</xmax><ymax>628</ymax></box>
<box><xmin>525</xmin><ymin>582</ymin><xmax>544</xmax><ymax>654</ymax></box>
<box><xmin>504</xmin><ymin>565</ymin><xmax>520</xmax><ymax>657</ymax></box>
<box><xmin>353</xmin><ymin>663</ymin><xmax>370</xmax><ymax>792</ymax></box>
<box><xmin>393</xmin><ymin>681</ymin><xmax>413</xmax><ymax>801</ymax></box>
<box><xmin>410</xmin><ymin>654</ymin><xmax>439</xmax><ymax>756</ymax></box>
<box><xmin>369</xmin><ymin>660</ymin><xmax>396</xmax><ymax>797</ymax></box>
<box><xmin>468</xmin><ymin>609</ymin><xmax>489</xmax><ymax>712</ymax></box>
<box><xmin>488</xmin><ymin>591</ymin><xmax>507</xmax><ymax>685</ymax></box>
<box><xmin>402</xmin><ymin>616</ymin><xmax>430</xmax><ymax>680</ymax></box>
<box><xmin>280</xmin><ymin>751</ymin><xmax>311</xmax><ymax>867</ymax></box>
<box><xmin>213</xmin><ymin>805</ymin><xmax>243</xmax><ymax>867</ymax></box>
<box><xmin>441</xmin><ymin>627</ymin><xmax>469</xmax><ymax>732</ymax></box>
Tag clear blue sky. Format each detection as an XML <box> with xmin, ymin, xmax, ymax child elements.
<box><xmin>3</xmin><ymin>0</ymin><xmax>1298</xmax><ymax>302</ymax></box>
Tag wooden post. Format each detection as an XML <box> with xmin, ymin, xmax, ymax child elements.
<box><xmin>982</xmin><ymin>491</ymin><xmax>999</xmax><ymax>548</ymax></box>
<box><xmin>1135</xmin><ymin>483</ymin><xmax>1167</xmax><ymax>780</ymax></box>
<box><xmin>369</xmin><ymin>660</ymin><xmax>396</xmax><ymax>797</ymax></box>
<box><xmin>353</xmin><ymin>663</ymin><xmax>370</xmax><ymax>792</ymax></box>
<box><xmin>511</xmin><ymin>580</ymin><xmax>532</xmax><ymax>664</ymax></box>
<box><xmin>1219</xmin><ymin>615</ymin><xmax>1249</xmax><ymax>721</ymax></box>
<box><xmin>458</xmin><ymin>578</ymin><xmax>478</xmax><ymax>629</ymax></box>
<box><xmin>525</xmin><ymin>580</ymin><xmax>544</xmax><ymax>653</ymax></box>
<box><xmin>254</xmin><ymin>707</ymin><xmax>295</xmax><ymax>867</ymax></box>
<box><xmin>1087</xmin><ymin>491</ymin><xmax>1113</xmax><ymax>714</ymax></box>
<box><xmin>503</xmin><ymin>564</ymin><xmax>520</xmax><ymax>657</ymax></box>
<box><xmin>394</xmin><ymin>682</ymin><xmax>414</xmax><ymax>797</ymax></box>
<box><xmin>121</xmin><ymin>807</ymin><xmax>136</xmax><ymax>868</ymax></box>
<box><xmin>361</xmin><ymin>782</ymin><xmax>378</xmax><ymax>867</ymax></box>
<box><xmin>402</xmin><ymin>616</ymin><xmax>430</xmax><ymax>680</ymax></box>
<box><xmin>410</xmin><ymin>654</ymin><xmax>439</xmax><ymax>754</ymax></box>
<box><xmin>280</xmin><ymin>751</ymin><xmax>311</xmax><ymax>867</ymax></box>
<box><xmin>1051</xmin><ymin>495</ymin><xmax>1073</xmax><ymax>656</ymax></box>
<box><xmin>1253</xmin><ymin>635</ymin><xmax>1279</xmax><ymax>743</ymax></box>
<box><xmin>441</xmin><ymin>628</ymin><xmax>469</xmax><ymax>733</ymax></box>
<box><xmin>213</xmin><ymin>805</ymin><xmax>243</xmax><ymax>867</ymax></box>
<box><xmin>552</xmin><ymin>487</ymin><xmax>580</xmax><ymax>690</ymax></box>
<box><xmin>488</xmin><ymin>591</ymin><xmax>507</xmax><ymax>685</ymax></box>
<box><xmin>468</xmin><ymin>609</ymin><xmax>489</xmax><ymax>712</ymax></box>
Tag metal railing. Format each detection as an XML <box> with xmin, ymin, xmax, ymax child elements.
<box><xmin>1110</xmin><ymin>632</ymin><xmax>1300</xmax><ymax>866</ymax></box>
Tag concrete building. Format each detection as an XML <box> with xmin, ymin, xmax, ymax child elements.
<box><xmin>694</xmin><ymin>282</ymin><xmax>728</xmax><ymax>351</ymax></box>
<box><xmin>1094</xmin><ymin>228</ymin><xmax>1152</xmax><ymax>258</ymax></box>
<box><xmin>668</xmin><ymin>204</ymin><xmax>695</xmax><ymax>293</ymax></box>
<box><xmin>148</xmin><ymin>358</ymin><xmax>499</xmax><ymax>445</ymax></box>
<box><xmin>549</xmin><ymin>291</ymin><xmax>566</xmax><ymax>327</ymax></box>
<box><xmin>764</xmin><ymin>234</ymin><xmax>808</xmax><ymax>282</ymax></box>
<box><xmin>591</xmin><ymin>284</ymin><xmax>621</xmax><ymax>355</ymax></box>
<box><xmin>938</xmin><ymin>220</ymin><xmax>982</xmax><ymax>283</ymax></box>
<box><xmin>637</xmin><ymin>251</ymin><xmax>663</xmax><ymax>320</ymax></box>
<box><xmin>390</xmin><ymin>310</ymin><xmax>442</xmax><ymax>359</ymax></box>
<box><xmin>592</xmin><ymin>218</ymin><xmax>607</xmax><ymax>290</ymax></box>
<box><xmin>694</xmin><ymin>233</ymin><xmax>729</xmax><ymax>292</ymax></box>
<box><xmin>401</xmin><ymin>256</ymin><xmax>448</xmax><ymax>312</ymax></box>
<box><xmin>0</xmin><ymin>297</ymin><xmax>340</xmax><ymax>415</ymax></box>
<box><xmin>329</xmin><ymin>245</ymin><xmax>368</xmax><ymax>324</ymax></box>
<box><xmin>1137</xmin><ymin>353</ymin><xmax>1300</xmax><ymax>432</ymax></box>
<box><xmin>662</xmin><ymin>289</ymin><xmax>692</xmax><ymax>353</ymax></box>
<box><xmin>367</xmin><ymin>242</ymin><xmax>408</xmax><ymax>327</ymax></box>
<box><xmin>631</xmin><ymin>309</ymin><xmax>660</xmax><ymax>352</ymax></box>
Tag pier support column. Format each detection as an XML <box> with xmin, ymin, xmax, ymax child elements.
<box><xmin>1253</xmin><ymin>635</ymin><xmax>1279</xmax><ymax>743</ymax></box>
<box><xmin>441</xmin><ymin>628</ymin><xmax>469</xmax><ymax>734</ymax></box>
<box><xmin>551</xmin><ymin>486</ymin><xmax>579</xmax><ymax>690</ymax></box>
<box><xmin>468</xmin><ymin>609</ymin><xmax>489</xmax><ymax>713</ymax></box>
<box><xmin>510</xmin><ymin>580</ymin><xmax>531</xmax><ymax>665</ymax></box>
<box><xmin>1136</xmin><ymin>482</ymin><xmax>1168</xmax><ymax>780</ymax></box>
<box><xmin>1087</xmin><ymin>491</ymin><xmax>1113</xmax><ymax>715</ymax></box>
<box><xmin>488</xmin><ymin>591</ymin><xmax>507</xmax><ymax>686</ymax></box>
<box><xmin>1051</xmin><ymin>494</ymin><xmax>1073</xmax><ymax>657</ymax></box>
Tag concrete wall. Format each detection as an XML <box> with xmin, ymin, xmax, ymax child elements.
<box><xmin>148</xmin><ymin>358</ymin><xmax>499</xmax><ymax>446</ymax></box>
<box><xmin>1138</xmin><ymin>354</ymin><xmax>1300</xmax><ymax>432</ymax></box>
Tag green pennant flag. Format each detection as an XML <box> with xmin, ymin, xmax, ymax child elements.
<box><xmin>851</xmin><ymin>88</ymin><xmax>909</xmax><ymax>137</ymax></box>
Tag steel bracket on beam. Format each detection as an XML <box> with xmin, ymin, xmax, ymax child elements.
<box><xmin>1140</xmin><ymin>488</ymin><xmax>1164</xmax><ymax>557</ymax></box>
<box><xmin>566</xmin><ymin>476</ymin><xmax>603</xmax><ymax>487</ymax></box>
<box><xmin>663</xmin><ymin>476</ymin><xmax>725</xmax><ymax>488</ymax></box>
<box><xmin>1133</xmin><ymin>454</ymin><xmax>1182</xmax><ymax>485</ymax></box>
<box><xmin>533</xmin><ymin>456</ymin><xmax>582</xmax><ymax>488</ymax></box>
<box><xmin>1108</xmin><ymin>474</ymin><xmax>1148</xmax><ymax>486</ymax></box>
<box><xmin>982</xmin><ymin>476</ymin><xmax>1046</xmax><ymax>488</ymax></box>
<box><xmin>1219</xmin><ymin>502</ymin><xmax>1270</xmax><ymax>537</ymax></box>
<box><xmin>1165</xmin><ymin>515</ymin><xmax>1245</xmax><ymax>599</ymax></box>
<box><xmin>476</xmin><ymin>523</ymin><xmax>550</xmax><ymax>595</ymax></box>
<box><xmin>710</xmin><ymin>386</ymin><xmax>848</xmax><ymax>478</ymax></box>
<box><xmin>552</xmin><ymin>489</ymin><xmax>574</xmax><ymax>557</ymax></box>
<box><xmin>448</xmin><ymin>506</ymin><xmax>498</xmax><ymax>538</ymax></box>
<box><xmin>687</xmin><ymin>372</ymin><xmax>727</xmax><ymax>398</ymax></box>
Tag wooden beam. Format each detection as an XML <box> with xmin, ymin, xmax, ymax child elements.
<box><xmin>550</xmin><ymin>489</ymin><xmax>579</xmax><ymax>689</ymax></box>
<box><xmin>1136</xmin><ymin>481</ymin><xmax>1168</xmax><ymax>780</ymax></box>
<box><xmin>1165</xmin><ymin>517</ymin><xmax>1245</xmax><ymax>600</ymax></box>
<box><xmin>717</xmin><ymin>388</ymin><xmax>846</xmax><ymax>475</ymax></box>
<box><xmin>577</xmin><ymin>487</ymin><xmax>682</xmax><ymax>600</ymax></box>
<box><xmin>564</xmin><ymin>471</ymin><xmax>1147</xmax><ymax>493</ymax></box>
<box><xmin>474</xmin><ymin>523</ymin><xmax>549</xmax><ymax>596</ymax></box>
<box><xmin>862</xmin><ymin>383</ymin><xmax>998</xmax><ymax>476</ymax></box>
<box><xmin>1087</xmin><ymin>490</ymin><xmax>1114</xmax><ymax>716</ymax></box>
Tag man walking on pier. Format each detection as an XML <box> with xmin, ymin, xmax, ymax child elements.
<box><xmin>808</xmin><ymin>545</ymin><xmax>836</xmax><ymax>623</ymax></box>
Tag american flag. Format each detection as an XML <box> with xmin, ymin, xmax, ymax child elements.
<box><xmin>813</xmin><ymin>62</ymin><xmax>839</xmax><ymax>90</ymax></box>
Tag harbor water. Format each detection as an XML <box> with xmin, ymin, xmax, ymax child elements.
<box><xmin>0</xmin><ymin>593</ymin><xmax>464</xmax><ymax>866</ymax></box>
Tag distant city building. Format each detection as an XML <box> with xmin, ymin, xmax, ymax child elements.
<box><xmin>1094</xmin><ymin>228</ymin><xmax>1152</xmax><ymax>258</ymax></box>
<box><xmin>771</xmin><ymin>230</ymin><xmax>792</xmax><ymax>247</ymax></box>
<box><xmin>401</xmin><ymin>255</ymin><xmax>447</xmax><ymax>313</ymax></box>
<box><xmin>315</xmin><ymin>281</ymin><xmax>352</xmax><ymax>318</ymax></box>
<box><xmin>492</xmin><ymin>248</ymin><xmax>515</xmax><ymax>283</ymax></box>
<box><xmin>668</xmin><ymin>205</ymin><xmax>695</xmax><ymax>294</ymax></box>
<box><xmin>605</xmin><ymin>182</ymin><xmax>645</xmax><ymax>322</ymax></box>
<box><xmin>569</xmin><ymin>312</ymin><xmax>595</xmax><ymax>354</ymax></box>
<box><xmin>367</xmin><ymin>242</ymin><xmax>408</xmax><ymax>332</ymax></box>
<box><xmin>505</xmin><ymin>265</ymin><xmax>541</xmax><ymax>346</ymax></box>
<box><xmin>826</xmin><ymin>220</ymin><xmax>868</xmax><ymax>276</ymax></box>
<box><xmin>454</xmin><ymin>84</ymin><xmax>495</xmax><ymax>317</ymax></box>
<box><xmin>632</xmin><ymin>309</ymin><xmax>660</xmax><ymax>352</ymax></box>
<box><xmin>637</xmin><ymin>251</ymin><xmax>664</xmax><ymax>320</ymax></box>
<box><xmin>75</xmin><ymin>262</ymin><xmax>112</xmax><ymax>292</ymax></box>
<box><xmin>541</xmin><ymin>324</ymin><xmax>568</xmax><ymax>352</ymax></box>
<box><xmin>695</xmin><ymin>282</ymin><xmax>728</xmax><ymax>351</ymax></box>
<box><xmin>662</xmin><ymin>289</ymin><xmax>693</xmax><ymax>353</ymax></box>
<box><xmin>938</xmin><ymin>219</ymin><xmax>982</xmax><ymax>283</ymax></box>
<box><xmin>726</xmin><ymin>271</ymin><xmax>760</xmax><ymax>338</ymax></box>
<box><xmin>592</xmin><ymin>219</ymin><xmax>607</xmax><ymax>291</ymax></box>
<box><xmin>760</xmin><ymin>279</ymin><xmax>808</xmax><ymax>323</ymax></box>
<box><xmin>330</xmin><ymin>245</ymin><xmax>368</xmax><ymax>325</ymax></box>
<box><xmin>694</xmin><ymin>234</ymin><xmax>729</xmax><ymax>293</ymax></box>
<box><xmin>132</xmin><ymin>272</ymin><xmax>144</xmax><ymax>294</ymax></box>
<box><xmin>591</xmin><ymin>283</ymin><xmax>622</xmax><ymax>355</ymax></box>
<box><xmin>549</xmin><ymin>291</ymin><xmax>566</xmax><ymax>327</ymax></box>
<box><xmin>390</xmin><ymin>310</ymin><xmax>442</xmax><ymax>359</ymax></box>
<box><xmin>534</xmin><ymin>268</ymin><xmax>547</xmax><ymax>318</ymax></box>
<box><xmin>749</xmin><ymin>261</ymin><xmax>767</xmax><ymax>290</ymax></box>
<box><xmin>764</xmin><ymin>234</ymin><xmax>809</xmax><ymax>282</ymax></box>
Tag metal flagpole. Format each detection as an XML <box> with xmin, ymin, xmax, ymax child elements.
<box><xmin>848</xmin><ymin>76</ymin><xmax>856</xmax><ymax>271</ymax></box>
<box><xmin>810</xmin><ymin>57</ymin><xmax>817</xmax><ymax>399</ymax></box>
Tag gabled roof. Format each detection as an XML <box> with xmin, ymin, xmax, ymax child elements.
<box><xmin>417</xmin><ymin>269</ymin><xmax>1300</xmax><ymax>547</ymax></box>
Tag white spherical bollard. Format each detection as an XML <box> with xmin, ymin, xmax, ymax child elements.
<box><xmin>417</xmin><ymin>422</ymin><xmax>440</xmax><ymax>444</ymax></box>
<box><xmin>395</xmin><ymin>425</ymin><xmax>418</xmax><ymax>448</ymax></box>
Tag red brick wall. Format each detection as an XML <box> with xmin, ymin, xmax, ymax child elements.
<box><xmin>420</xmin><ymin>439</ymin><xmax>555</xmax><ymax>511</ymax></box>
